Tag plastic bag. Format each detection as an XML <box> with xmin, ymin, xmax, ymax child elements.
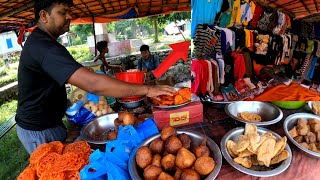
<box><xmin>66</xmin><ymin>97</ymin><xmax>96</xmax><ymax>125</ymax></box>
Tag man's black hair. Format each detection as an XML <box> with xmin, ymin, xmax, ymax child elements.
<box><xmin>140</xmin><ymin>44</ymin><xmax>149</xmax><ymax>51</ymax></box>
<box><xmin>96</xmin><ymin>41</ymin><xmax>108</xmax><ymax>53</ymax></box>
<box><xmin>34</xmin><ymin>0</ymin><xmax>74</xmax><ymax>22</ymax></box>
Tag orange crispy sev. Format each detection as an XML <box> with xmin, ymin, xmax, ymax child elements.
<box><xmin>49</xmin><ymin>141</ymin><xmax>64</xmax><ymax>154</ymax></box>
<box><xmin>17</xmin><ymin>166</ymin><xmax>37</xmax><ymax>180</ymax></box>
<box><xmin>39</xmin><ymin>172</ymin><xmax>65</xmax><ymax>180</ymax></box>
<box><xmin>51</xmin><ymin>152</ymin><xmax>80</xmax><ymax>172</ymax></box>
<box><xmin>66</xmin><ymin>170</ymin><xmax>81</xmax><ymax>180</ymax></box>
<box><xmin>29</xmin><ymin>143</ymin><xmax>53</xmax><ymax>165</ymax></box>
<box><xmin>36</xmin><ymin>152</ymin><xmax>60</xmax><ymax>177</ymax></box>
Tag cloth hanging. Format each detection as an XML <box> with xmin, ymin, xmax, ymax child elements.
<box><xmin>193</xmin><ymin>24</ymin><xmax>218</xmax><ymax>59</ymax></box>
<box><xmin>191</xmin><ymin>0</ymin><xmax>223</xmax><ymax>38</ymax></box>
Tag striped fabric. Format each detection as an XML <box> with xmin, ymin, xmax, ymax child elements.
<box><xmin>193</xmin><ymin>24</ymin><xmax>218</xmax><ymax>59</ymax></box>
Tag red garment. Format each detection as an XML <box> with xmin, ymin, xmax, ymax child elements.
<box><xmin>191</xmin><ymin>60</ymin><xmax>203</xmax><ymax>94</ymax></box>
<box><xmin>250</xmin><ymin>5</ymin><xmax>263</xmax><ymax>28</ymax></box>
<box><xmin>198</xmin><ymin>60</ymin><xmax>209</xmax><ymax>95</ymax></box>
<box><xmin>232</xmin><ymin>52</ymin><xmax>246</xmax><ymax>81</ymax></box>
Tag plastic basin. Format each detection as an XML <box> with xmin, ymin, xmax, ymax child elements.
<box><xmin>115</xmin><ymin>72</ymin><xmax>145</xmax><ymax>101</ymax></box>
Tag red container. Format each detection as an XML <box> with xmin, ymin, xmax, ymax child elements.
<box><xmin>152</xmin><ymin>102</ymin><xmax>203</xmax><ymax>130</ymax></box>
<box><xmin>115</xmin><ymin>72</ymin><xmax>145</xmax><ymax>101</ymax></box>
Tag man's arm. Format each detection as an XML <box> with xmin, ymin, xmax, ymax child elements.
<box><xmin>67</xmin><ymin>67</ymin><xmax>174</xmax><ymax>98</ymax></box>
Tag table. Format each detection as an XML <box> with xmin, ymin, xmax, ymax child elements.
<box><xmin>66</xmin><ymin>102</ymin><xmax>320</xmax><ymax>180</ymax></box>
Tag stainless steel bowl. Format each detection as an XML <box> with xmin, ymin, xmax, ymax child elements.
<box><xmin>225</xmin><ymin>101</ymin><xmax>283</xmax><ymax>126</ymax></box>
<box><xmin>117</xmin><ymin>98</ymin><xmax>144</xmax><ymax>109</ymax></box>
<box><xmin>80</xmin><ymin>113</ymin><xmax>118</xmax><ymax>144</ymax></box>
<box><xmin>283</xmin><ymin>113</ymin><xmax>320</xmax><ymax>158</ymax></box>
<box><xmin>128</xmin><ymin>130</ymin><xmax>222</xmax><ymax>180</ymax></box>
<box><xmin>220</xmin><ymin>127</ymin><xmax>292</xmax><ymax>177</ymax></box>
<box><xmin>307</xmin><ymin>101</ymin><xmax>320</xmax><ymax>115</ymax></box>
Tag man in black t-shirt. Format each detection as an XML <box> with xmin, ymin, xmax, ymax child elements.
<box><xmin>16</xmin><ymin>0</ymin><xmax>175</xmax><ymax>154</ymax></box>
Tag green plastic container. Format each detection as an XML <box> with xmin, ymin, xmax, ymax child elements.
<box><xmin>271</xmin><ymin>101</ymin><xmax>306</xmax><ymax>109</ymax></box>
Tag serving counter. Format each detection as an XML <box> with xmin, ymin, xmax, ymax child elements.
<box><xmin>65</xmin><ymin>102</ymin><xmax>320</xmax><ymax>180</ymax></box>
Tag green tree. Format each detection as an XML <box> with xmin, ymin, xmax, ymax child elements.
<box><xmin>70</xmin><ymin>24</ymin><xmax>93</xmax><ymax>45</ymax></box>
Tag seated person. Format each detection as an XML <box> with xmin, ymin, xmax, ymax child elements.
<box><xmin>94</xmin><ymin>41</ymin><xmax>124</xmax><ymax>74</ymax></box>
<box><xmin>137</xmin><ymin>45</ymin><xmax>160</xmax><ymax>80</ymax></box>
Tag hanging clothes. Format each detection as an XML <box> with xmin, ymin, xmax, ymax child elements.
<box><xmin>191</xmin><ymin>0</ymin><xmax>223</xmax><ymax>38</ymax></box>
<box><xmin>193</xmin><ymin>24</ymin><xmax>218</xmax><ymax>59</ymax></box>
<box><xmin>232</xmin><ymin>51</ymin><xmax>246</xmax><ymax>80</ymax></box>
<box><xmin>250</xmin><ymin>4</ymin><xmax>263</xmax><ymax>28</ymax></box>
<box><xmin>307</xmin><ymin>57</ymin><xmax>318</xmax><ymax>79</ymax></box>
<box><xmin>227</xmin><ymin>0</ymin><xmax>241</xmax><ymax>27</ymax></box>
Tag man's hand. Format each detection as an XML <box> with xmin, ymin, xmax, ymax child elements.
<box><xmin>146</xmin><ymin>85</ymin><xmax>176</xmax><ymax>100</ymax></box>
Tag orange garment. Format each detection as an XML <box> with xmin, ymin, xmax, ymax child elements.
<box><xmin>253</xmin><ymin>83</ymin><xmax>320</xmax><ymax>101</ymax></box>
<box><xmin>253</xmin><ymin>60</ymin><xmax>273</xmax><ymax>75</ymax></box>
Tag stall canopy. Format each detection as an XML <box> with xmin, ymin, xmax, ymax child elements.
<box><xmin>0</xmin><ymin>0</ymin><xmax>191</xmax><ymax>32</ymax></box>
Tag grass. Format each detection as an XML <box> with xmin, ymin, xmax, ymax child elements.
<box><xmin>0</xmin><ymin>63</ymin><xmax>18</xmax><ymax>87</ymax></box>
<box><xmin>0</xmin><ymin>99</ymin><xmax>29</xmax><ymax>180</ymax></box>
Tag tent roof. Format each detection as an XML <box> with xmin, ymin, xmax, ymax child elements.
<box><xmin>0</xmin><ymin>0</ymin><xmax>190</xmax><ymax>28</ymax></box>
<box><xmin>262</xmin><ymin>0</ymin><xmax>320</xmax><ymax>19</ymax></box>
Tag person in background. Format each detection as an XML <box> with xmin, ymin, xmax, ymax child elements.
<box><xmin>93</xmin><ymin>40</ymin><xmax>124</xmax><ymax>74</ymax></box>
<box><xmin>137</xmin><ymin>45</ymin><xmax>160</xmax><ymax>80</ymax></box>
<box><xmin>16</xmin><ymin>0</ymin><xmax>175</xmax><ymax>154</ymax></box>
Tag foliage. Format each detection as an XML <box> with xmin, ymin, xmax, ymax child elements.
<box><xmin>107</xmin><ymin>22</ymin><xmax>115</xmax><ymax>33</ymax></box>
<box><xmin>70</xmin><ymin>24</ymin><xmax>94</xmax><ymax>45</ymax></box>
<box><xmin>67</xmin><ymin>45</ymin><xmax>95</xmax><ymax>63</ymax></box>
<box><xmin>0</xmin><ymin>63</ymin><xmax>18</xmax><ymax>87</ymax></box>
<box><xmin>0</xmin><ymin>99</ymin><xmax>29</xmax><ymax>180</ymax></box>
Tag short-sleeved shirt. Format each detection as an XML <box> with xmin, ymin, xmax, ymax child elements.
<box><xmin>16</xmin><ymin>28</ymin><xmax>83</xmax><ymax>131</ymax></box>
<box><xmin>137</xmin><ymin>54</ymin><xmax>160</xmax><ymax>72</ymax></box>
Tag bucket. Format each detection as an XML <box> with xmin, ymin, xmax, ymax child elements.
<box><xmin>115</xmin><ymin>72</ymin><xmax>145</xmax><ymax>101</ymax></box>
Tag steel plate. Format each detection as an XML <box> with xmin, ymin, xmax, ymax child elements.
<box><xmin>128</xmin><ymin>130</ymin><xmax>222</xmax><ymax>180</ymax></box>
<box><xmin>220</xmin><ymin>127</ymin><xmax>292</xmax><ymax>177</ymax></box>
<box><xmin>283</xmin><ymin>113</ymin><xmax>320</xmax><ymax>158</ymax></box>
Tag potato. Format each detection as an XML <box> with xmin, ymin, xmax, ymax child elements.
<box><xmin>161</xmin><ymin>154</ymin><xmax>176</xmax><ymax>171</ymax></box>
<box><xmin>157</xmin><ymin>172</ymin><xmax>174</xmax><ymax>180</ymax></box>
<box><xmin>151</xmin><ymin>154</ymin><xmax>162</xmax><ymax>167</ymax></box>
<box><xmin>165</xmin><ymin>136</ymin><xmax>182</xmax><ymax>154</ymax></box>
<box><xmin>180</xmin><ymin>169</ymin><xmax>200</xmax><ymax>180</ymax></box>
<box><xmin>102</xmin><ymin>109</ymin><xmax>108</xmax><ymax>115</ymax></box>
<box><xmin>161</xmin><ymin>126</ymin><xmax>176</xmax><ymax>141</ymax></box>
<box><xmin>149</xmin><ymin>138</ymin><xmax>164</xmax><ymax>154</ymax></box>
<box><xmin>107</xmin><ymin>131</ymin><xmax>117</xmax><ymax>140</ymax></box>
<box><xmin>178</xmin><ymin>133</ymin><xmax>191</xmax><ymax>149</ymax></box>
<box><xmin>98</xmin><ymin>104</ymin><xmax>104</xmax><ymax>111</ymax></box>
<box><xmin>175</xmin><ymin>147</ymin><xmax>196</xmax><ymax>169</ymax></box>
<box><xmin>123</xmin><ymin>113</ymin><xmax>136</xmax><ymax>126</ymax></box>
<box><xmin>194</xmin><ymin>156</ymin><xmax>215</xmax><ymax>176</ymax></box>
<box><xmin>96</xmin><ymin>110</ymin><xmax>102</xmax><ymax>117</ymax></box>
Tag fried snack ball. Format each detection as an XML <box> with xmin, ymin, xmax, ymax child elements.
<box><xmin>294</xmin><ymin>136</ymin><xmax>304</xmax><ymax>143</ymax></box>
<box><xmin>175</xmin><ymin>147</ymin><xmax>196</xmax><ymax>169</ymax></box>
<box><xmin>122</xmin><ymin>112</ymin><xmax>136</xmax><ymax>126</ymax></box>
<box><xmin>180</xmin><ymin>169</ymin><xmax>200</xmax><ymax>180</ymax></box>
<box><xmin>194</xmin><ymin>156</ymin><xmax>215</xmax><ymax>176</ymax></box>
<box><xmin>163</xmin><ymin>151</ymin><xmax>169</xmax><ymax>156</ymax></box>
<box><xmin>165</xmin><ymin>136</ymin><xmax>182</xmax><ymax>154</ymax></box>
<box><xmin>157</xmin><ymin>172</ymin><xmax>175</xmax><ymax>180</ymax></box>
<box><xmin>178</xmin><ymin>133</ymin><xmax>191</xmax><ymax>149</ymax></box>
<box><xmin>114</xmin><ymin>118</ymin><xmax>121</xmax><ymax>131</ymax></box>
<box><xmin>118</xmin><ymin>111</ymin><xmax>128</xmax><ymax>121</ymax></box>
<box><xmin>107</xmin><ymin>130</ymin><xmax>117</xmax><ymax>140</ymax></box>
<box><xmin>161</xmin><ymin>154</ymin><xmax>176</xmax><ymax>171</ymax></box>
<box><xmin>161</xmin><ymin>126</ymin><xmax>176</xmax><ymax>141</ymax></box>
<box><xmin>149</xmin><ymin>138</ymin><xmax>164</xmax><ymax>154</ymax></box>
<box><xmin>151</xmin><ymin>154</ymin><xmax>162</xmax><ymax>167</ymax></box>
<box><xmin>136</xmin><ymin>146</ymin><xmax>153</xmax><ymax>169</ymax></box>
<box><xmin>305</xmin><ymin>132</ymin><xmax>317</xmax><ymax>144</ymax></box>
<box><xmin>192</xmin><ymin>137</ymin><xmax>210</xmax><ymax>158</ymax></box>
<box><xmin>174</xmin><ymin>168</ymin><xmax>183</xmax><ymax>180</ymax></box>
<box><xmin>143</xmin><ymin>165</ymin><xmax>163</xmax><ymax>180</ymax></box>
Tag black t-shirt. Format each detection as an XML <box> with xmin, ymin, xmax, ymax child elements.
<box><xmin>16</xmin><ymin>28</ymin><xmax>83</xmax><ymax>131</ymax></box>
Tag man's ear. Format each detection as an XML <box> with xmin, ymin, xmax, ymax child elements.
<box><xmin>39</xmin><ymin>10</ymin><xmax>48</xmax><ymax>23</ymax></box>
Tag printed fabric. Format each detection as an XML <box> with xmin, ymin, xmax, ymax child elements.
<box><xmin>193</xmin><ymin>24</ymin><xmax>218</xmax><ymax>59</ymax></box>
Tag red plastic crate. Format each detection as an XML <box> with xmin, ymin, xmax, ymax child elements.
<box><xmin>152</xmin><ymin>102</ymin><xmax>203</xmax><ymax>130</ymax></box>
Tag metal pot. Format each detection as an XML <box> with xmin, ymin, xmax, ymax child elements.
<box><xmin>117</xmin><ymin>98</ymin><xmax>144</xmax><ymax>109</ymax></box>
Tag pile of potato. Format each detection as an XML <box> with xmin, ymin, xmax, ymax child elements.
<box><xmin>135</xmin><ymin>127</ymin><xmax>216</xmax><ymax>180</ymax></box>
<box><xmin>83</xmin><ymin>96</ymin><xmax>113</xmax><ymax>117</ymax></box>
<box><xmin>289</xmin><ymin>118</ymin><xmax>320</xmax><ymax>153</ymax></box>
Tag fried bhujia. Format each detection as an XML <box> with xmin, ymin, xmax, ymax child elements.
<box><xmin>237</xmin><ymin>112</ymin><xmax>262</xmax><ymax>122</ymax></box>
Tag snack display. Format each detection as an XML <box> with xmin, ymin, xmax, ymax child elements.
<box><xmin>227</xmin><ymin>124</ymin><xmax>289</xmax><ymax>168</ymax></box>
<box><xmin>288</xmin><ymin>118</ymin><xmax>320</xmax><ymax>153</ymax></box>
<box><xmin>134</xmin><ymin>127</ymin><xmax>217</xmax><ymax>179</ymax></box>
<box><xmin>83</xmin><ymin>96</ymin><xmax>114</xmax><ymax>116</ymax></box>
<box><xmin>17</xmin><ymin>141</ymin><xmax>91</xmax><ymax>180</ymax></box>
<box><xmin>150</xmin><ymin>88</ymin><xmax>191</xmax><ymax>106</ymax></box>
<box><xmin>237</xmin><ymin>112</ymin><xmax>262</xmax><ymax>122</ymax></box>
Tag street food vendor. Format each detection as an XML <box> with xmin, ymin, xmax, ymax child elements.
<box><xmin>137</xmin><ymin>45</ymin><xmax>160</xmax><ymax>81</ymax></box>
<box><xmin>15</xmin><ymin>0</ymin><xmax>175</xmax><ymax>154</ymax></box>
<box><xmin>93</xmin><ymin>40</ymin><xmax>124</xmax><ymax>74</ymax></box>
